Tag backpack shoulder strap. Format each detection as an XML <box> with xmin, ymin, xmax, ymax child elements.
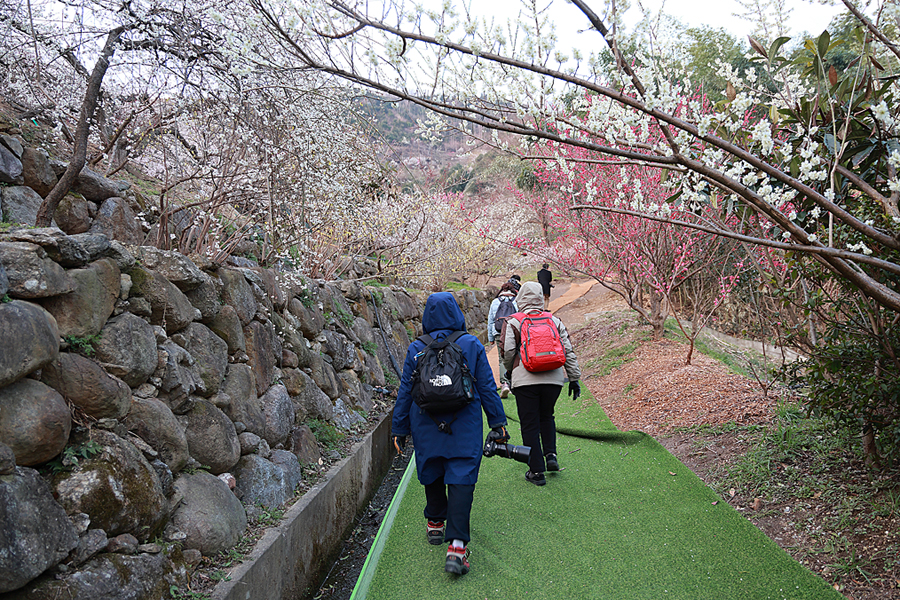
<box><xmin>446</xmin><ymin>330</ymin><xmax>466</xmax><ymax>344</ymax></box>
<box><xmin>417</xmin><ymin>334</ymin><xmax>434</xmax><ymax>345</ymax></box>
<box><xmin>505</xmin><ymin>314</ymin><xmax>522</xmax><ymax>369</ymax></box>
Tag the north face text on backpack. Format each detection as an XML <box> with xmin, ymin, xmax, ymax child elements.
<box><xmin>429</xmin><ymin>374</ymin><xmax>453</xmax><ymax>387</ymax></box>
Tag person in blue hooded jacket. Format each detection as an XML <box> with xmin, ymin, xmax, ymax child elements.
<box><xmin>391</xmin><ymin>292</ymin><xmax>509</xmax><ymax>576</ymax></box>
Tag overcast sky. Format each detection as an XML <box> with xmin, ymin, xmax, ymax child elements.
<box><xmin>622</xmin><ymin>0</ymin><xmax>843</xmax><ymax>36</ymax></box>
<box><xmin>457</xmin><ymin>0</ymin><xmax>845</xmax><ymax>45</ymax></box>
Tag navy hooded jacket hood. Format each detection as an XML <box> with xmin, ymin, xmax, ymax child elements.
<box><xmin>422</xmin><ymin>291</ymin><xmax>466</xmax><ymax>335</ymax></box>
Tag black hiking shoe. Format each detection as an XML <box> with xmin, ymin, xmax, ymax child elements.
<box><xmin>426</xmin><ymin>520</ymin><xmax>445</xmax><ymax>545</ymax></box>
<box><xmin>445</xmin><ymin>545</ymin><xmax>470</xmax><ymax>575</ymax></box>
<box><xmin>525</xmin><ymin>470</ymin><xmax>546</xmax><ymax>486</ymax></box>
<box><xmin>545</xmin><ymin>453</ymin><xmax>559</xmax><ymax>472</ymax></box>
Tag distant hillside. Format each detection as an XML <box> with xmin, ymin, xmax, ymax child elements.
<box><xmin>355</xmin><ymin>96</ymin><xmax>532</xmax><ymax>197</ymax></box>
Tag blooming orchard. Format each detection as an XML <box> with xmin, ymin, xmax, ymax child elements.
<box><xmin>249</xmin><ymin>0</ymin><xmax>900</xmax><ymax>462</ymax></box>
<box><xmin>3</xmin><ymin>0</ymin><xmax>900</xmax><ymax>461</ymax></box>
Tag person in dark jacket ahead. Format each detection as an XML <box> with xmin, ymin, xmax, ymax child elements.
<box><xmin>392</xmin><ymin>292</ymin><xmax>508</xmax><ymax>576</ymax></box>
<box><xmin>537</xmin><ymin>263</ymin><xmax>553</xmax><ymax>309</ymax></box>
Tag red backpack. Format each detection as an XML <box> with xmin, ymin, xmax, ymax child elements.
<box><xmin>511</xmin><ymin>311</ymin><xmax>566</xmax><ymax>372</ymax></box>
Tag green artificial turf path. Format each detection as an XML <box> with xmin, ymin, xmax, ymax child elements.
<box><xmin>353</xmin><ymin>389</ymin><xmax>842</xmax><ymax>600</ymax></box>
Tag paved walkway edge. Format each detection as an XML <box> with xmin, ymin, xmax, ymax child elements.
<box><xmin>212</xmin><ymin>413</ymin><xmax>394</xmax><ymax>600</ymax></box>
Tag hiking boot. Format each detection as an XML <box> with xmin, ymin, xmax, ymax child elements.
<box><xmin>525</xmin><ymin>470</ymin><xmax>546</xmax><ymax>486</ymax></box>
<box><xmin>499</xmin><ymin>384</ymin><xmax>510</xmax><ymax>399</ymax></box>
<box><xmin>426</xmin><ymin>520</ymin><xmax>445</xmax><ymax>545</ymax></box>
<box><xmin>445</xmin><ymin>545</ymin><xmax>470</xmax><ymax>575</ymax></box>
<box><xmin>545</xmin><ymin>453</ymin><xmax>559</xmax><ymax>472</ymax></box>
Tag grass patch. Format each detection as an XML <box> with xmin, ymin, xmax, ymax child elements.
<box><xmin>584</xmin><ymin>340</ymin><xmax>640</xmax><ymax>377</ymax></box>
<box><xmin>442</xmin><ymin>281</ymin><xmax>478</xmax><ymax>292</ymax></box>
<box><xmin>308</xmin><ymin>418</ymin><xmax>345</xmax><ymax>450</ymax></box>
<box><xmin>708</xmin><ymin>400</ymin><xmax>869</xmax><ymax>507</ymax></box>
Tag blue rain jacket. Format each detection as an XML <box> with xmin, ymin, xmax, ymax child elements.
<box><xmin>392</xmin><ymin>292</ymin><xmax>508</xmax><ymax>485</ymax></box>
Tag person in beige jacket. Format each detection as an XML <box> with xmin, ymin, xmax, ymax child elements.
<box><xmin>502</xmin><ymin>281</ymin><xmax>582</xmax><ymax>485</ymax></box>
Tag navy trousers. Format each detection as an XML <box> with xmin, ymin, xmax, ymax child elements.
<box><xmin>513</xmin><ymin>383</ymin><xmax>562</xmax><ymax>473</ymax></box>
<box><xmin>423</xmin><ymin>478</ymin><xmax>476</xmax><ymax>544</ymax></box>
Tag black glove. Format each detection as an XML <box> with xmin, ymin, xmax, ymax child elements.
<box><xmin>392</xmin><ymin>435</ymin><xmax>408</xmax><ymax>455</ymax></box>
<box><xmin>568</xmin><ymin>380</ymin><xmax>581</xmax><ymax>401</ymax></box>
<box><xmin>486</xmin><ymin>426</ymin><xmax>510</xmax><ymax>444</ymax></box>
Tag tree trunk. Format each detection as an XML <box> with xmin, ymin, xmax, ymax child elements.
<box><xmin>649</xmin><ymin>288</ymin><xmax>668</xmax><ymax>339</ymax></box>
<box><xmin>35</xmin><ymin>27</ymin><xmax>124</xmax><ymax>227</ymax></box>
<box><xmin>862</xmin><ymin>423</ymin><xmax>880</xmax><ymax>468</ymax></box>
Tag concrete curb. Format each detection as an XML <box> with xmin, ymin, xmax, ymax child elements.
<box><xmin>212</xmin><ymin>412</ymin><xmax>394</xmax><ymax>600</ymax></box>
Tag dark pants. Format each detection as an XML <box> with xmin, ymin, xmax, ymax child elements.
<box><xmin>513</xmin><ymin>383</ymin><xmax>561</xmax><ymax>473</ymax></box>
<box><xmin>498</xmin><ymin>349</ymin><xmax>510</xmax><ymax>385</ymax></box>
<box><xmin>424</xmin><ymin>478</ymin><xmax>476</xmax><ymax>544</ymax></box>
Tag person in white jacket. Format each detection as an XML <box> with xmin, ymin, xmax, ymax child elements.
<box><xmin>502</xmin><ymin>282</ymin><xmax>582</xmax><ymax>485</ymax></box>
<box><xmin>487</xmin><ymin>282</ymin><xmax>517</xmax><ymax>398</ymax></box>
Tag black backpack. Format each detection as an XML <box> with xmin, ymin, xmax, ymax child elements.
<box><xmin>494</xmin><ymin>297</ymin><xmax>516</xmax><ymax>334</ymax></box>
<box><xmin>412</xmin><ymin>331</ymin><xmax>475</xmax><ymax>433</ymax></box>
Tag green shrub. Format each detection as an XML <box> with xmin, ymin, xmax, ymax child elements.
<box><xmin>43</xmin><ymin>441</ymin><xmax>103</xmax><ymax>474</ymax></box>
<box><xmin>383</xmin><ymin>366</ymin><xmax>399</xmax><ymax>387</ymax></box>
<box><xmin>64</xmin><ymin>334</ymin><xmax>102</xmax><ymax>357</ymax></box>
<box><xmin>297</xmin><ymin>288</ymin><xmax>315</xmax><ymax>308</ymax></box>
<box><xmin>255</xmin><ymin>505</ymin><xmax>285</xmax><ymax>527</ymax></box>
<box><xmin>368</xmin><ymin>287</ymin><xmax>384</xmax><ymax>306</ymax></box>
<box><xmin>336</xmin><ymin>306</ymin><xmax>354</xmax><ymax>327</ymax></box>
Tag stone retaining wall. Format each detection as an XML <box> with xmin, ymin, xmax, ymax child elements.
<box><xmin>212</xmin><ymin>413</ymin><xmax>392</xmax><ymax>600</ymax></box>
<box><xmin>0</xmin><ymin>222</ymin><xmax>490</xmax><ymax>598</ymax></box>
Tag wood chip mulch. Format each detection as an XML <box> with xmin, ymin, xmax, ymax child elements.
<box><xmin>585</xmin><ymin>338</ymin><xmax>777</xmax><ymax>436</ymax></box>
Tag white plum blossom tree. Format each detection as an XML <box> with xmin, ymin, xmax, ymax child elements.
<box><xmin>0</xmin><ymin>0</ymin><xmax>410</xmax><ymax>279</ymax></box>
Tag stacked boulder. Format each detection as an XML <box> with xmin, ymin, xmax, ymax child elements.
<box><xmin>1</xmin><ymin>134</ymin><xmax>143</xmax><ymax>243</ymax></box>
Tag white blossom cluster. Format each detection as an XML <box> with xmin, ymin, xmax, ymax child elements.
<box><xmin>0</xmin><ymin>0</ymin><xmax>412</xmax><ymax>275</ymax></box>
